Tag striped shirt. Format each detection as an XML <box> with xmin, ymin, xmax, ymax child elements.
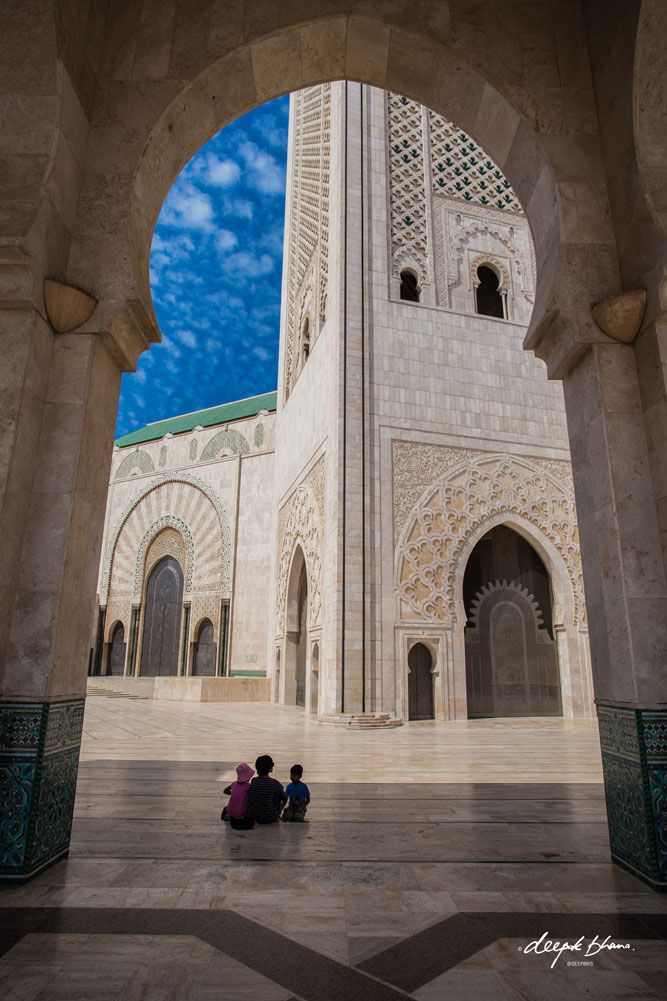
<box><xmin>248</xmin><ymin>776</ymin><xmax>285</xmax><ymax>823</ymax></box>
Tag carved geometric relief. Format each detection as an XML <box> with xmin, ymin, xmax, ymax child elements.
<box><xmin>396</xmin><ymin>452</ymin><xmax>585</xmax><ymax>627</ymax></box>
<box><xmin>433</xmin><ymin>198</ymin><xmax>535</xmax><ymax>314</ymax></box>
<box><xmin>392</xmin><ymin>441</ymin><xmax>480</xmax><ymax>545</ymax></box>
<box><xmin>276</xmin><ymin>457</ymin><xmax>325</xmax><ymax>631</ymax></box>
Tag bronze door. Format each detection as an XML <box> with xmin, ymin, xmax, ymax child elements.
<box><xmin>465</xmin><ymin>584</ymin><xmax>561</xmax><ymax>718</ymax></box>
<box><xmin>193</xmin><ymin>618</ymin><xmax>217</xmax><ymax>676</ymax></box>
<box><xmin>408</xmin><ymin>643</ymin><xmax>434</xmax><ymax>720</ymax></box>
<box><xmin>140</xmin><ymin>556</ymin><xmax>184</xmax><ymax>677</ymax></box>
<box><xmin>108</xmin><ymin>622</ymin><xmax>126</xmax><ymax>676</ymax></box>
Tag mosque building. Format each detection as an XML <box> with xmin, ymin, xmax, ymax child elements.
<box><xmin>93</xmin><ymin>83</ymin><xmax>593</xmax><ymax>726</ymax></box>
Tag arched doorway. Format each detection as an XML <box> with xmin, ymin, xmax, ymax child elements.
<box><xmin>284</xmin><ymin>545</ymin><xmax>308</xmax><ymax>708</ymax></box>
<box><xmin>140</xmin><ymin>556</ymin><xmax>184</xmax><ymax>677</ymax></box>
<box><xmin>407</xmin><ymin>643</ymin><xmax>434</xmax><ymax>720</ymax></box>
<box><xmin>463</xmin><ymin>525</ymin><xmax>561</xmax><ymax>717</ymax></box>
<box><xmin>108</xmin><ymin>622</ymin><xmax>126</xmax><ymax>676</ymax></box>
<box><xmin>193</xmin><ymin>618</ymin><xmax>216</xmax><ymax>676</ymax></box>
<box><xmin>295</xmin><ymin>564</ymin><xmax>308</xmax><ymax>707</ymax></box>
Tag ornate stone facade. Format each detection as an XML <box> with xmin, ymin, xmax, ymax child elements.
<box><xmin>396</xmin><ymin>452</ymin><xmax>585</xmax><ymax>627</ymax></box>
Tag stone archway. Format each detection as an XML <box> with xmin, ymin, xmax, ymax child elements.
<box><xmin>107</xmin><ymin>621</ymin><xmax>126</xmax><ymax>677</ymax></box>
<box><xmin>407</xmin><ymin>642</ymin><xmax>434</xmax><ymax>720</ymax></box>
<box><xmin>192</xmin><ymin>618</ymin><xmax>217</xmax><ymax>677</ymax></box>
<box><xmin>283</xmin><ymin>545</ymin><xmax>309</xmax><ymax>709</ymax></box>
<box><xmin>463</xmin><ymin>525</ymin><xmax>563</xmax><ymax>718</ymax></box>
<box><xmin>3</xmin><ymin>2</ymin><xmax>666</xmax><ymax>890</ymax></box>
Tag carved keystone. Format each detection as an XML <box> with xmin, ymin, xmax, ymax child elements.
<box><xmin>44</xmin><ymin>279</ymin><xmax>97</xmax><ymax>332</ymax></box>
<box><xmin>591</xmin><ymin>289</ymin><xmax>646</xmax><ymax>343</ymax></box>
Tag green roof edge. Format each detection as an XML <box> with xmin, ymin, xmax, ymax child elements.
<box><xmin>114</xmin><ymin>391</ymin><xmax>277</xmax><ymax>447</ymax></box>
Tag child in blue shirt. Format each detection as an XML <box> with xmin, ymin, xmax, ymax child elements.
<box><xmin>281</xmin><ymin>763</ymin><xmax>310</xmax><ymax>822</ymax></box>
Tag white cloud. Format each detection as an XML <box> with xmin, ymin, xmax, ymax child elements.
<box><xmin>215</xmin><ymin>229</ymin><xmax>238</xmax><ymax>253</ymax></box>
<box><xmin>161</xmin><ymin>184</ymin><xmax>214</xmax><ymax>231</ymax></box>
<box><xmin>162</xmin><ymin>337</ymin><xmax>182</xmax><ymax>358</ymax></box>
<box><xmin>207</xmin><ymin>156</ymin><xmax>241</xmax><ymax>187</ymax></box>
<box><xmin>223</xmin><ymin>196</ymin><xmax>254</xmax><ymax>220</ymax></box>
<box><xmin>239</xmin><ymin>140</ymin><xmax>285</xmax><ymax>195</ymax></box>
<box><xmin>254</xmin><ymin>113</ymin><xmax>286</xmax><ymax>148</ymax></box>
<box><xmin>223</xmin><ymin>250</ymin><xmax>275</xmax><ymax>277</ymax></box>
<box><xmin>177</xmin><ymin>329</ymin><xmax>197</xmax><ymax>348</ymax></box>
<box><xmin>253</xmin><ymin>345</ymin><xmax>270</xmax><ymax>361</ymax></box>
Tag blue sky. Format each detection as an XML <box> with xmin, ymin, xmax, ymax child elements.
<box><xmin>115</xmin><ymin>95</ymin><xmax>290</xmax><ymax>438</ymax></box>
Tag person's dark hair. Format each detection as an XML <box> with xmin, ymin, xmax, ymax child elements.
<box><xmin>290</xmin><ymin>763</ymin><xmax>303</xmax><ymax>777</ymax></box>
<box><xmin>255</xmin><ymin>754</ymin><xmax>274</xmax><ymax>776</ymax></box>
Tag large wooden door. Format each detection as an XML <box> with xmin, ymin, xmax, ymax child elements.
<box><xmin>140</xmin><ymin>556</ymin><xmax>184</xmax><ymax>677</ymax></box>
<box><xmin>408</xmin><ymin>643</ymin><xmax>434</xmax><ymax>720</ymax></box>
<box><xmin>108</xmin><ymin>622</ymin><xmax>126</xmax><ymax>676</ymax></box>
<box><xmin>193</xmin><ymin>618</ymin><xmax>217</xmax><ymax>676</ymax></box>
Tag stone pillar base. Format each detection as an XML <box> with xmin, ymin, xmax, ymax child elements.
<box><xmin>0</xmin><ymin>698</ymin><xmax>84</xmax><ymax>883</ymax></box>
<box><xmin>597</xmin><ymin>704</ymin><xmax>667</xmax><ymax>891</ymax></box>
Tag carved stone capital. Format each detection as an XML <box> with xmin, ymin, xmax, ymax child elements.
<box><xmin>103</xmin><ymin>299</ymin><xmax>160</xmax><ymax>372</ymax></box>
<box><xmin>525</xmin><ymin>306</ymin><xmax>610</xmax><ymax>380</ymax></box>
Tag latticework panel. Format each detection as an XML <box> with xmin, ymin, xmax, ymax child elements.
<box><xmin>387</xmin><ymin>94</ymin><xmax>429</xmax><ymax>280</ymax></box>
<box><xmin>284</xmin><ymin>85</ymin><xmax>331</xmax><ymax>399</ymax></box>
<box><xmin>429</xmin><ymin>113</ymin><xmax>521</xmax><ymax>212</ymax></box>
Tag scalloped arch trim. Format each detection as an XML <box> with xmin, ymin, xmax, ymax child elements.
<box><xmin>115</xmin><ymin>450</ymin><xmax>155</xmax><ymax>479</ymax></box>
<box><xmin>101</xmin><ymin>472</ymin><xmax>231</xmax><ymax>600</ymax></box>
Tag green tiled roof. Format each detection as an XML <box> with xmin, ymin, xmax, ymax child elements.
<box><xmin>114</xmin><ymin>391</ymin><xmax>277</xmax><ymax>447</ymax></box>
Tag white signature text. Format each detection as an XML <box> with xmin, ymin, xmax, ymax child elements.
<box><xmin>523</xmin><ymin>931</ymin><xmax>632</xmax><ymax>968</ymax></box>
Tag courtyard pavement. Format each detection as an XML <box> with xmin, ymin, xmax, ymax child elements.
<box><xmin>2</xmin><ymin>698</ymin><xmax>666</xmax><ymax>1000</ymax></box>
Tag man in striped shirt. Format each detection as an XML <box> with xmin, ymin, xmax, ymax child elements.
<box><xmin>248</xmin><ymin>754</ymin><xmax>287</xmax><ymax>824</ymax></box>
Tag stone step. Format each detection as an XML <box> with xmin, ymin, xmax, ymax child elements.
<box><xmin>317</xmin><ymin>711</ymin><xmax>403</xmax><ymax>729</ymax></box>
<box><xmin>86</xmin><ymin>687</ymin><xmax>148</xmax><ymax>699</ymax></box>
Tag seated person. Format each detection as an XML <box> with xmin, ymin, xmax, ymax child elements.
<box><xmin>248</xmin><ymin>754</ymin><xmax>287</xmax><ymax>824</ymax></box>
<box><xmin>282</xmin><ymin>763</ymin><xmax>310</xmax><ymax>822</ymax></box>
<box><xmin>221</xmin><ymin>762</ymin><xmax>256</xmax><ymax>829</ymax></box>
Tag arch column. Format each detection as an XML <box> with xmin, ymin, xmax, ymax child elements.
<box><xmin>536</xmin><ymin>309</ymin><xmax>667</xmax><ymax>889</ymax></box>
<box><xmin>0</xmin><ymin>300</ymin><xmax>154</xmax><ymax>882</ymax></box>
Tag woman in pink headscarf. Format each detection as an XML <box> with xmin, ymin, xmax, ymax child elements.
<box><xmin>221</xmin><ymin>762</ymin><xmax>257</xmax><ymax>829</ymax></box>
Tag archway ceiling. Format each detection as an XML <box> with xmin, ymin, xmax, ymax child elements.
<box><xmin>40</xmin><ymin>6</ymin><xmax>624</xmax><ymax>373</ymax></box>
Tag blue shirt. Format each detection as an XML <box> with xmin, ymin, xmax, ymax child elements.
<box><xmin>285</xmin><ymin>781</ymin><xmax>310</xmax><ymax>806</ymax></box>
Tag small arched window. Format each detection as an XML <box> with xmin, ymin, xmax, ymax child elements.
<box><xmin>400</xmin><ymin>270</ymin><xmax>420</xmax><ymax>302</ymax></box>
<box><xmin>476</xmin><ymin>265</ymin><xmax>505</xmax><ymax>318</ymax></box>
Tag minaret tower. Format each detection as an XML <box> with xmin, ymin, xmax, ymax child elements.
<box><xmin>272</xmin><ymin>83</ymin><xmax>591</xmax><ymax>727</ymax></box>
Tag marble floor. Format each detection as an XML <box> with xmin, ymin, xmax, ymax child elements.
<box><xmin>2</xmin><ymin>699</ymin><xmax>666</xmax><ymax>1000</ymax></box>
